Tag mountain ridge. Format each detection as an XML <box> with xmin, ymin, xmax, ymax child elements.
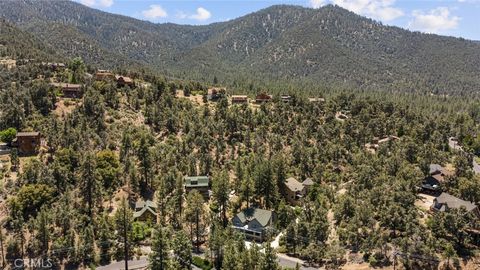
<box><xmin>1</xmin><ymin>1</ymin><xmax>479</xmax><ymax>95</ymax></box>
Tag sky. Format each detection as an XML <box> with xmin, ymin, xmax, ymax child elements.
<box><xmin>74</xmin><ymin>0</ymin><xmax>480</xmax><ymax>40</ymax></box>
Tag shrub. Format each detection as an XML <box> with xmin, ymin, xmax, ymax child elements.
<box><xmin>0</xmin><ymin>128</ymin><xmax>17</xmax><ymax>144</ymax></box>
<box><xmin>192</xmin><ymin>256</ymin><xmax>213</xmax><ymax>270</ymax></box>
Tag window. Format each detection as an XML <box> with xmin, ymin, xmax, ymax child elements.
<box><xmin>191</xmin><ymin>180</ymin><xmax>198</xmax><ymax>185</ymax></box>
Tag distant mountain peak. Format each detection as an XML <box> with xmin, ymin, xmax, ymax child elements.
<box><xmin>0</xmin><ymin>1</ymin><xmax>479</xmax><ymax>94</ymax></box>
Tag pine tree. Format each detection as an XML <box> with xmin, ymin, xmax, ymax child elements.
<box><xmin>258</xmin><ymin>244</ymin><xmax>279</xmax><ymax>270</ymax></box>
<box><xmin>285</xmin><ymin>223</ymin><xmax>297</xmax><ymax>255</ymax></box>
<box><xmin>78</xmin><ymin>225</ymin><xmax>95</xmax><ymax>265</ymax></box>
<box><xmin>138</xmin><ymin>134</ymin><xmax>152</xmax><ymax>190</ymax></box>
<box><xmin>79</xmin><ymin>153</ymin><xmax>100</xmax><ymax>220</ymax></box>
<box><xmin>149</xmin><ymin>226</ymin><xmax>170</xmax><ymax>270</ymax></box>
<box><xmin>172</xmin><ymin>231</ymin><xmax>192</xmax><ymax>269</ymax></box>
<box><xmin>222</xmin><ymin>241</ymin><xmax>238</xmax><ymax>270</ymax></box>
<box><xmin>185</xmin><ymin>190</ymin><xmax>205</xmax><ymax>253</ymax></box>
<box><xmin>98</xmin><ymin>214</ymin><xmax>112</xmax><ymax>265</ymax></box>
<box><xmin>212</xmin><ymin>171</ymin><xmax>230</xmax><ymax>227</ymax></box>
<box><xmin>114</xmin><ymin>197</ymin><xmax>134</xmax><ymax>262</ymax></box>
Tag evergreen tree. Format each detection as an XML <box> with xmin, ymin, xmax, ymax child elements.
<box><xmin>212</xmin><ymin>171</ymin><xmax>230</xmax><ymax>227</ymax></box>
<box><xmin>79</xmin><ymin>153</ymin><xmax>100</xmax><ymax>220</ymax></box>
<box><xmin>172</xmin><ymin>231</ymin><xmax>192</xmax><ymax>269</ymax></box>
<box><xmin>149</xmin><ymin>226</ymin><xmax>170</xmax><ymax>270</ymax></box>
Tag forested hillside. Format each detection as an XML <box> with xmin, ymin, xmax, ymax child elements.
<box><xmin>0</xmin><ymin>57</ymin><xmax>479</xmax><ymax>269</ymax></box>
<box><xmin>0</xmin><ymin>19</ymin><xmax>59</xmax><ymax>60</ymax></box>
<box><xmin>0</xmin><ymin>1</ymin><xmax>479</xmax><ymax>95</ymax></box>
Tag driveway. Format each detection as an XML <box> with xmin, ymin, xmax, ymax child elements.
<box><xmin>277</xmin><ymin>253</ymin><xmax>320</xmax><ymax>269</ymax></box>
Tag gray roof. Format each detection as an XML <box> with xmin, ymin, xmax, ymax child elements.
<box><xmin>435</xmin><ymin>192</ymin><xmax>477</xmax><ymax>212</ymax></box>
<box><xmin>429</xmin><ymin>164</ymin><xmax>444</xmax><ymax>175</ymax></box>
<box><xmin>133</xmin><ymin>206</ymin><xmax>157</xmax><ymax>219</ymax></box>
<box><xmin>185</xmin><ymin>176</ymin><xmax>209</xmax><ymax>188</ymax></box>
<box><xmin>285</xmin><ymin>177</ymin><xmax>304</xmax><ymax>192</ymax></box>
<box><xmin>135</xmin><ymin>200</ymin><xmax>156</xmax><ymax>210</ymax></box>
<box><xmin>302</xmin><ymin>178</ymin><xmax>314</xmax><ymax>186</ymax></box>
<box><xmin>235</xmin><ymin>208</ymin><xmax>272</xmax><ymax>227</ymax></box>
<box><xmin>17</xmin><ymin>132</ymin><xmax>40</xmax><ymax>137</ymax></box>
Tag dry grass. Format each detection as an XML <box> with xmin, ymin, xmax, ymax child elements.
<box><xmin>54</xmin><ymin>98</ymin><xmax>79</xmax><ymax>118</ymax></box>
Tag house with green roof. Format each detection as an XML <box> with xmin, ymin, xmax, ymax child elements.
<box><xmin>184</xmin><ymin>176</ymin><xmax>210</xmax><ymax>199</ymax></box>
<box><xmin>133</xmin><ymin>199</ymin><xmax>157</xmax><ymax>222</ymax></box>
<box><xmin>231</xmin><ymin>208</ymin><xmax>274</xmax><ymax>242</ymax></box>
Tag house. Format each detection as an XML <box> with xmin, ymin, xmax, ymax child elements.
<box><xmin>231</xmin><ymin>95</ymin><xmax>248</xmax><ymax>104</ymax></box>
<box><xmin>365</xmin><ymin>135</ymin><xmax>400</xmax><ymax>153</ymax></box>
<box><xmin>95</xmin><ymin>70</ymin><xmax>115</xmax><ymax>81</ymax></box>
<box><xmin>302</xmin><ymin>178</ymin><xmax>314</xmax><ymax>193</ymax></box>
<box><xmin>335</xmin><ymin>112</ymin><xmax>349</xmax><ymax>121</ymax></box>
<box><xmin>283</xmin><ymin>177</ymin><xmax>306</xmax><ymax>205</ymax></box>
<box><xmin>429</xmin><ymin>164</ymin><xmax>454</xmax><ymax>182</ymax></box>
<box><xmin>12</xmin><ymin>132</ymin><xmax>42</xmax><ymax>154</ymax></box>
<box><xmin>378</xmin><ymin>135</ymin><xmax>400</xmax><ymax>144</ymax></box>
<box><xmin>115</xmin><ymin>75</ymin><xmax>134</xmax><ymax>87</ymax></box>
<box><xmin>0</xmin><ymin>59</ymin><xmax>16</xmax><ymax>69</ymax></box>
<box><xmin>280</xmin><ymin>95</ymin><xmax>292</xmax><ymax>103</ymax></box>
<box><xmin>133</xmin><ymin>200</ymin><xmax>157</xmax><ymax>222</ymax></box>
<box><xmin>308</xmin><ymin>97</ymin><xmax>325</xmax><ymax>103</ymax></box>
<box><xmin>421</xmin><ymin>175</ymin><xmax>442</xmax><ymax>193</ymax></box>
<box><xmin>184</xmin><ymin>176</ymin><xmax>210</xmax><ymax>199</ymax></box>
<box><xmin>232</xmin><ymin>208</ymin><xmax>274</xmax><ymax>242</ymax></box>
<box><xmin>51</xmin><ymin>83</ymin><xmax>83</xmax><ymax>98</ymax></box>
<box><xmin>207</xmin><ymin>88</ymin><xmax>225</xmax><ymax>101</ymax></box>
<box><xmin>255</xmin><ymin>93</ymin><xmax>272</xmax><ymax>103</ymax></box>
<box><xmin>42</xmin><ymin>62</ymin><xmax>65</xmax><ymax>70</ymax></box>
<box><xmin>421</xmin><ymin>164</ymin><xmax>453</xmax><ymax>193</ymax></box>
<box><xmin>431</xmin><ymin>193</ymin><xmax>480</xmax><ymax>217</ymax></box>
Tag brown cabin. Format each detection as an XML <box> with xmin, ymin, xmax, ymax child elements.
<box><xmin>115</xmin><ymin>75</ymin><xmax>134</xmax><ymax>87</ymax></box>
<box><xmin>62</xmin><ymin>84</ymin><xmax>83</xmax><ymax>98</ymax></box>
<box><xmin>51</xmin><ymin>83</ymin><xmax>83</xmax><ymax>98</ymax></box>
<box><xmin>255</xmin><ymin>93</ymin><xmax>272</xmax><ymax>103</ymax></box>
<box><xmin>95</xmin><ymin>70</ymin><xmax>115</xmax><ymax>81</ymax></box>
<box><xmin>13</xmin><ymin>132</ymin><xmax>42</xmax><ymax>154</ymax></box>
<box><xmin>231</xmin><ymin>95</ymin><xmax>248</xmax><ymax>104</ymax></box>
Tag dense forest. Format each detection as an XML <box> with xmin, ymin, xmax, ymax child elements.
<box><xmin>0</xmin><ymin>1</ymin><xmax>480</xmax><ymax>95</ymax></box>
<box><xmin>0</xmin><ymin>54</ymin><xmax>479</xmax><ymax>270</ymax></box>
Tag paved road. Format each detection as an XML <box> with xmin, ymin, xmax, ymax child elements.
<box><xmin>96</xmin><ymin>257</ymin><xmax>148</xmax><ymax>270</ymax></box>
<box><xmin>448</xmin><ymin>137</ymin><xmax>480</xmax><ymax>174</ymax></box>
<box><xmin>96</xmin><ymin>256</ymin><xmax>201</xmax><ymax>270</ymax></box>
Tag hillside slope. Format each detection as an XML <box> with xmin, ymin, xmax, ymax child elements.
<box><xmin>1</xmin><ymin>1</ymin><xmax>479</xmax><ymax>94</ymax></box>
<box><xmin>0</xmin><ymin>19</ymin><xmax>59</xmax><ymax>60</ymax></box>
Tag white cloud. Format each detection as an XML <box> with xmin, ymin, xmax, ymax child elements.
<box><xmin>80</xmin><ymin>0</ymin><xmax>96</xmax><ymax>7</ymax></box>
<box><xmin>176</xmin><ymin>11</ymin><xmax>188</xmax><ymax>19</ymax></box>
<box><xmin>79</xmin><ymin>0</ymin><xmax>113</xmax><ymax>8</ymax></box>
<box><xmin>409</xmin><ymin>7</ymin><xmax>460</xmax><ymax>33</ymax></box>
<box><xmin>99</xmin><ymin>0</ymin><xmax>113</xmax><ymax>7</ymax></box>
<box><xmin>331</xmin><ymin>0</ymin><xmax>404</xmax><ymax>21</ymax></box>
<box><xmin>310</xmin><ymin>0</ymin><xmax>327</xmax><ymax>8</ymax></box>
<box><xmin>142</xmin><ymin>5</ymin><xmax>168</xmax><ymax>19</ymax></box>
<box><xmin>189</xmin><ymin>7</ymin><xmax>212</xmax><ymax>21</ymax></box>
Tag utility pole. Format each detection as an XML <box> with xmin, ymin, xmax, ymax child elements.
<box><xmin>0</xmin><ymin>223</ymin><xmax>5</xmax><ymax>268</ymax></box>
<box><xmin>123</xmin><ymin>199</ymin><xmax>129</xmax><ymax>270</ymax></box>
<box><xmin>124</xmin><ymin>152</ymin><xmax>131</xmax><ymax>270</ymax></box>
<box><xmin>196</xmin><ymin>208</ymin><xmax>200</xmax><ymax>254</ymax></box>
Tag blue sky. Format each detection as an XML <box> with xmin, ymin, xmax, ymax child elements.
<box><xmin>75</xmin><ymin>0</ymin><xmax>480</xmax><ymax>40</ymax></box>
